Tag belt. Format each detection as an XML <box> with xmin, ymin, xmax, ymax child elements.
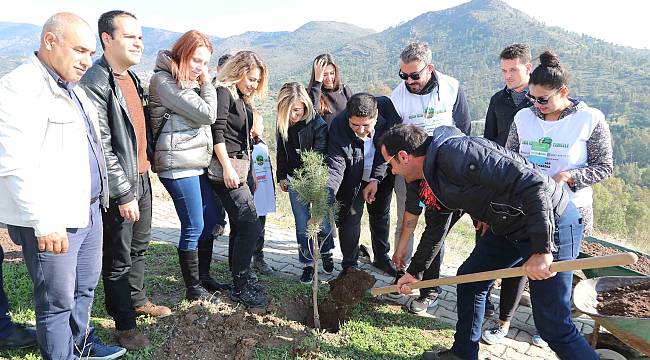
<box><xmin>90</xmin><ymin>196</ymin><xmax>100</xmax><ymax>205</ymax></box>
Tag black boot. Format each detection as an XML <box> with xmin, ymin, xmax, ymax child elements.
<box><xmin>198</xmin><ymin>237</ymin><xmax>231</xmax><ymax>292</ymax></box>
<box><xmin>230</xmin><ymin>270</ymin><xmax>269</xmax><ymax>308</ymax></box>
<box><xmin>177</xmin><ymin>249</ymin><xmax>221</xmax><ymax>303</ymax></box>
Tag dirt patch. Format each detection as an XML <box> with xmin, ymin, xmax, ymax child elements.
<box><xmin>597</xmin><ymin>280</ymin><xmax>650</xmax><ymax>317</ymax></box>
<box><xmin>153</xmin><ymin>301</ymin><xmax>318</xmax><ymax>359</ymax></box>
<box><xmin>328</xmin><ymin>267</ymin><xmax>376</xmax><ymax>306</ymax></box>
<box><xmin>275</xmin><ymin>269</ymin><xmax>376</xmax><ymax>333</ymax></box>
<box><xmin>581</xmin><ymin>241</ymin><xmax>650</xmax><ymax>275</ymax></box>
<box><xmin>0</xmin><ymin>227</ymin><xmax>23</xmax><ymax>262</ymax></box>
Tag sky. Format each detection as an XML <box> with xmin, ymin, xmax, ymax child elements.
<box><xmin>1</xmin><ymin>0</ymin><xmax>647</xmax><ymax>49</ymax></box>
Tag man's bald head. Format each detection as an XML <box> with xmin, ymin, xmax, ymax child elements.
<box><xmin>41</xmin><ymin>12</ymin><xmax>91</xmax><ymax>43</ymax></box>
<box><xmin>38</xmin><ymin>12</ymin><xmax>96</xmax><ymax>82</ymax></box>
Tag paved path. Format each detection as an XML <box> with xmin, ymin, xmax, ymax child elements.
<box><xmin>151</xmin><ymin>199</ymin><xmax>596</xmax><ymax>360</ymax></box>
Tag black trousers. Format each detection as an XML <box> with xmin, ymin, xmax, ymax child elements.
<box><xmin>211</xmin><ymin>181</ymin><xmax>262</xmax><ymax>276</ymax></box>
<box><xmin>338</xmin><ymin>176</ymin><xmax>394</xmax><ymax>269</ymax></box>
<box><xmin>419</xmin><ymin>209</ymin><xmax>463</xmax><ymax>297</ymax></box>
<box><xmin>253</xmin><ymin>216</ymin><xmax>266</xmax><ymax>261</ymax></box>
<box><xmin>102</xmin><ymin>172</ymin><xmax>152</xmax><ymax>331</ymax></box>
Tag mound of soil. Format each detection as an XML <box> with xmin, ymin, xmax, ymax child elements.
<box><xmin>328</xmin><ymin>267</ymin><xmax>376</xmax><ymax>306</ymax></box>
<box><xmin>153</xmin><ymin>301</ymin><xmax>318</xmax><ymax>359</ymax></box>
<box><xmin>581</xmin><ymin>242</ymin><xmax>650</xmax><ymax>275</ymax></box>
<box><xmin>597</xmin><ymin>281</ymin><xmax>650</xmax><ymax>317</ymax></box>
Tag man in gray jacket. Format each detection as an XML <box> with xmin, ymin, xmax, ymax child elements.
<box><xmin>80</xmin><ymin>10</ymin><xmax>170</xmax><ymax>350</ymax></box>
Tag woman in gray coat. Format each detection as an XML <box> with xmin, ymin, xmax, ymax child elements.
<box><xmin>149</xmin><ymin>30</ymin><xmax>225</xmax><ymax>302</ymax></box>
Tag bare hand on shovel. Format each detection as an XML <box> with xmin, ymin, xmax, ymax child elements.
<box><xmin>372</xmin><ymin>253</ymin><xmax>638</xmax><ymax>296</ymax></box>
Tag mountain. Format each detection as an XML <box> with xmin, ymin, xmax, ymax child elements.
<box><xmin>331</xmin><ymin>0</ymin><xmax>650</xmax><ymax>125</ymax></box>
<box><xmin>0</xmin><ymin>19</ymin><xmax>374</xmax><ymax>82</ymax></box>
<box><xmin>0</xmin><ymin>0</ymin><xmax>648</xmax><ymax>126</ymax></box>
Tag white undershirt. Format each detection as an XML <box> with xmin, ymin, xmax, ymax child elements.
<box><xmin>362</xmin><ymin>132</ymin><xmax>375</xmax><ymax>182</ymax></box>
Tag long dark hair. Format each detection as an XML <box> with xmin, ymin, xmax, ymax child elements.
<box><xmin>308</xmin><ymin>53</ymin><xmax>342</xmax><ymax>116</ymax></box>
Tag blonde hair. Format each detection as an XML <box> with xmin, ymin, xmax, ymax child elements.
<box><xmin>276</xmin><ymin>82</ymin><xmax>315</xmax><ymax>141</ymax></box>
<box><xmin>215</xmin><ymin>50</ymin><xmax>268</xmax><ymax>103</ymax></box>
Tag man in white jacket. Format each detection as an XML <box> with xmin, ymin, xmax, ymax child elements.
<box><xmin>0</xmin><ymin>13</ymin><xmax>125</xmax><ymax>360</ymax></box>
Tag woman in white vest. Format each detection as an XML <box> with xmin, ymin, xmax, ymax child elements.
<box><xmin>482</xmin><ymin>49</ymin><xmax>614</xmax><ymax>347</ymax></box>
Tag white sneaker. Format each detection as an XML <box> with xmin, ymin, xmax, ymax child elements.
<box><xmin>531</xmin><ymin>334</ymin><xmax>548</xmax><ymax>348</ymax></box>
<box><xmin>482</xmin><ymin>325</ymin><xmax>508</xmax><ymax>345</ymax></box>
<box><xmin>408</xmin><ymin>293</ymin><xmax>439</xmax><ymax>313</ymax></box>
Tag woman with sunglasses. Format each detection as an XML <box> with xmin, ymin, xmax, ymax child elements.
<box><xmin>481</xmin><ymin>49</ymin><xmax>613</xmax><ymax>347</ymax></box>
<box><xmin>307</xmin><ymin>53</ymin><xmax>353</xmax><ymax>127</ymax></box>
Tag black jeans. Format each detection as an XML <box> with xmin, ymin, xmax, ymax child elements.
<box><xmin>211</xmin><ymin>181</ymin><xmax>262</xmax><ymax>276</ymax></box>
<box><xmin>102</xmin><ymin>172</ymin><xmax>152</xmax><ymax>331</ymax></box>
<box><xmin>419</xmin><ymin>209</ymin><xmax>463</xmax><ymax>297</ymax></box>
<box><xmin>253</xmin><ymin>216</ymin><xmax>266</xmax><ymax>261</ymax></box>
<box><xmin>338</xmin><ymin>176</ymin><xmax>394</xmax><ymax>269</ymax></box>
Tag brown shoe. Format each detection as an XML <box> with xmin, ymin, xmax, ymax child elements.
<box><xmin>116</xmin><ymin>328</ymin><xmax>150</xmax><ymax>350</ymax></box>
<box><xmin>134</xmin><ymin>301</ymin><xmax>172</xmax><ymax>318</ymax></box>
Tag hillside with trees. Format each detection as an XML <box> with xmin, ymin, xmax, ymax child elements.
<box><xmin>0</xmin><ymin>0</ymin><xmax>648</xmax><ymax>249</ymax></box>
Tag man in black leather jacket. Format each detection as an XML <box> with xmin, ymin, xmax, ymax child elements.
<box><xmin>327</xmin><ymin>93</ymin><xmax>401</xmax><ymax>274</ymax></box>
<box><xmin>380</xmin><ymin>125</ymin><xmax>597</xmax><ymax>360</ymax></box>
<box><xmin>80</xmin><ymin>10</ymin><xmax>170</xmax><ymax>350</ymax></box>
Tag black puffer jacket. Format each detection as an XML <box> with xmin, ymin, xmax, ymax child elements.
<box><xmin>326</xmin><ymin>96</ymin><xmax>401</xmax><ymax>213</ymax></box>
<box><xmin>408</xmin><ymin>126</ymin><xmax>569</xmax><ymax>275</ymax></box>
<box><xmin>276</xmin><ymin>115</ymin><xmax>328</xmax><ymax>181</ymax></box>
<box><xmin>80</xmin><ymin>56</ymin><xmax>151</xmax><ymax>204</ymax></box>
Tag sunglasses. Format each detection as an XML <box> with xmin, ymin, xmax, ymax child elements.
<box><xmin>398</xmin><ymin>65</ymin><xmax>428</xmax><ymax>81</ymax></box>
<box><xmin>525</xmin><ymin>87</ymin><xmax>562</xmax><ymax>105</ymax></box>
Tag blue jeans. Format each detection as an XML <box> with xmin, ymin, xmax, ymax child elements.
<box><xmin>450</xmin><ymin>203</ymin><xmax>597</xmax><ymax>360</ymax></box>
<box><xmin>8</xmin><ymin>202</ymin><xmax>103</xmax><ymax>360</ymax></box>
<box><xmin>288</xmin><ymin>187</ymin><xmax>334</xmax><ymax>264</ymax></box>
<box><xmin>160</xmin><ymin>174</ymin><xmax>218</xmax><ymax>251</ymax></box>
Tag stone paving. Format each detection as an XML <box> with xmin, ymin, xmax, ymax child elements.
<box><xmin>151</xmin><ymin>199</ymin><xmax>596</xmax><ymax>360</ymax></box>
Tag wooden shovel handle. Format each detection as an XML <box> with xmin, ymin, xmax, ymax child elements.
<box><xmin>370</xmin><ymin>252</ymin><xmax>638</xmax><ymax>296</ymax></box>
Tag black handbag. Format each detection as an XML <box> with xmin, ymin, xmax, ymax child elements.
<box><xmin>207</xmin><ymin>106</ymin><xmax>251</xmax><ymax>184</ymax></box>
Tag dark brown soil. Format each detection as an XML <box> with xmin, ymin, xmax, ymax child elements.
<box><xmin>153</xmin><ymin>301</ymin><xmax>319</xmax><ymax>359</ymax></box>
<box><xmin>284</xmin><ymin>268</ymin><xmax>377</xmax><ymax>333</ymax></box>
<box><xmin>597</xmin><ymin>281</ymin><xmax>650</xmax><ymax>317</ymax></box>
<box><xmin>285</xmin><ymin>295</ymin><xmax>350</xmax><ymax>333</ymax></box>
<box><xmin>581</xmin><ymin>241</ymin><xmax>650</xmax><ymax>275</ymax></box>
<box><xmin>0</xmin><ymin>227</ymin><xmax>23</xmax><ymax>262</ymax></box>
<box><xmin>328</xmin><ymin>267</ymin><xmax>376</xmax><ymax>306</ymax></box>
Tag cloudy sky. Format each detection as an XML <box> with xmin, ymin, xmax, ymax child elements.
<box><xmin>1</xmin><ymin>0</ymin><xmax>647</xmax><ymax>49</ymax></box>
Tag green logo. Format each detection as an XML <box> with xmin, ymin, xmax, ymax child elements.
<box><xmin>256</xmin><ymin>155</ymin><xmax>264</xmax><ymax>166</ymax></box>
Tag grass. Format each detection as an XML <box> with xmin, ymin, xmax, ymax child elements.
<box><xmin>0</xmin><ymin>240</ymin><xmax>458</xmax><ymax>360</ymax></box>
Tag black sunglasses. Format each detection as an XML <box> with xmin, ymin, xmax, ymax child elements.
<box><xmin>525</xmin><ymin>88</ymin><xmax>561</xmax><ymax>105</ymax></box>
<box><xmin>398</xmin><ymin>65</ymin><xmax>427</xmax><ymax>81</ymax></box>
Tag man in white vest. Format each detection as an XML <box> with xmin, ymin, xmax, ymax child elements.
<box><xmin>389</xmin><ymin>41</ymin><xmax>471</xmax><ymax>303</ymax></box>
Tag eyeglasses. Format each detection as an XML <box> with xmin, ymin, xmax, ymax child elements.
<box><xmin>525</xmin><ymin>87</ymin><xmax>562</xmax><ymax>105</ymax></box>
<box><xmin>398</xmin><ymin>65</ymin><xmax>428</xmax><ymax>81</ymax></box>
<box><xmin>384</xmin><ymin>153</ymin><xmax>397</xmax><ymax>166</ymax></box>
